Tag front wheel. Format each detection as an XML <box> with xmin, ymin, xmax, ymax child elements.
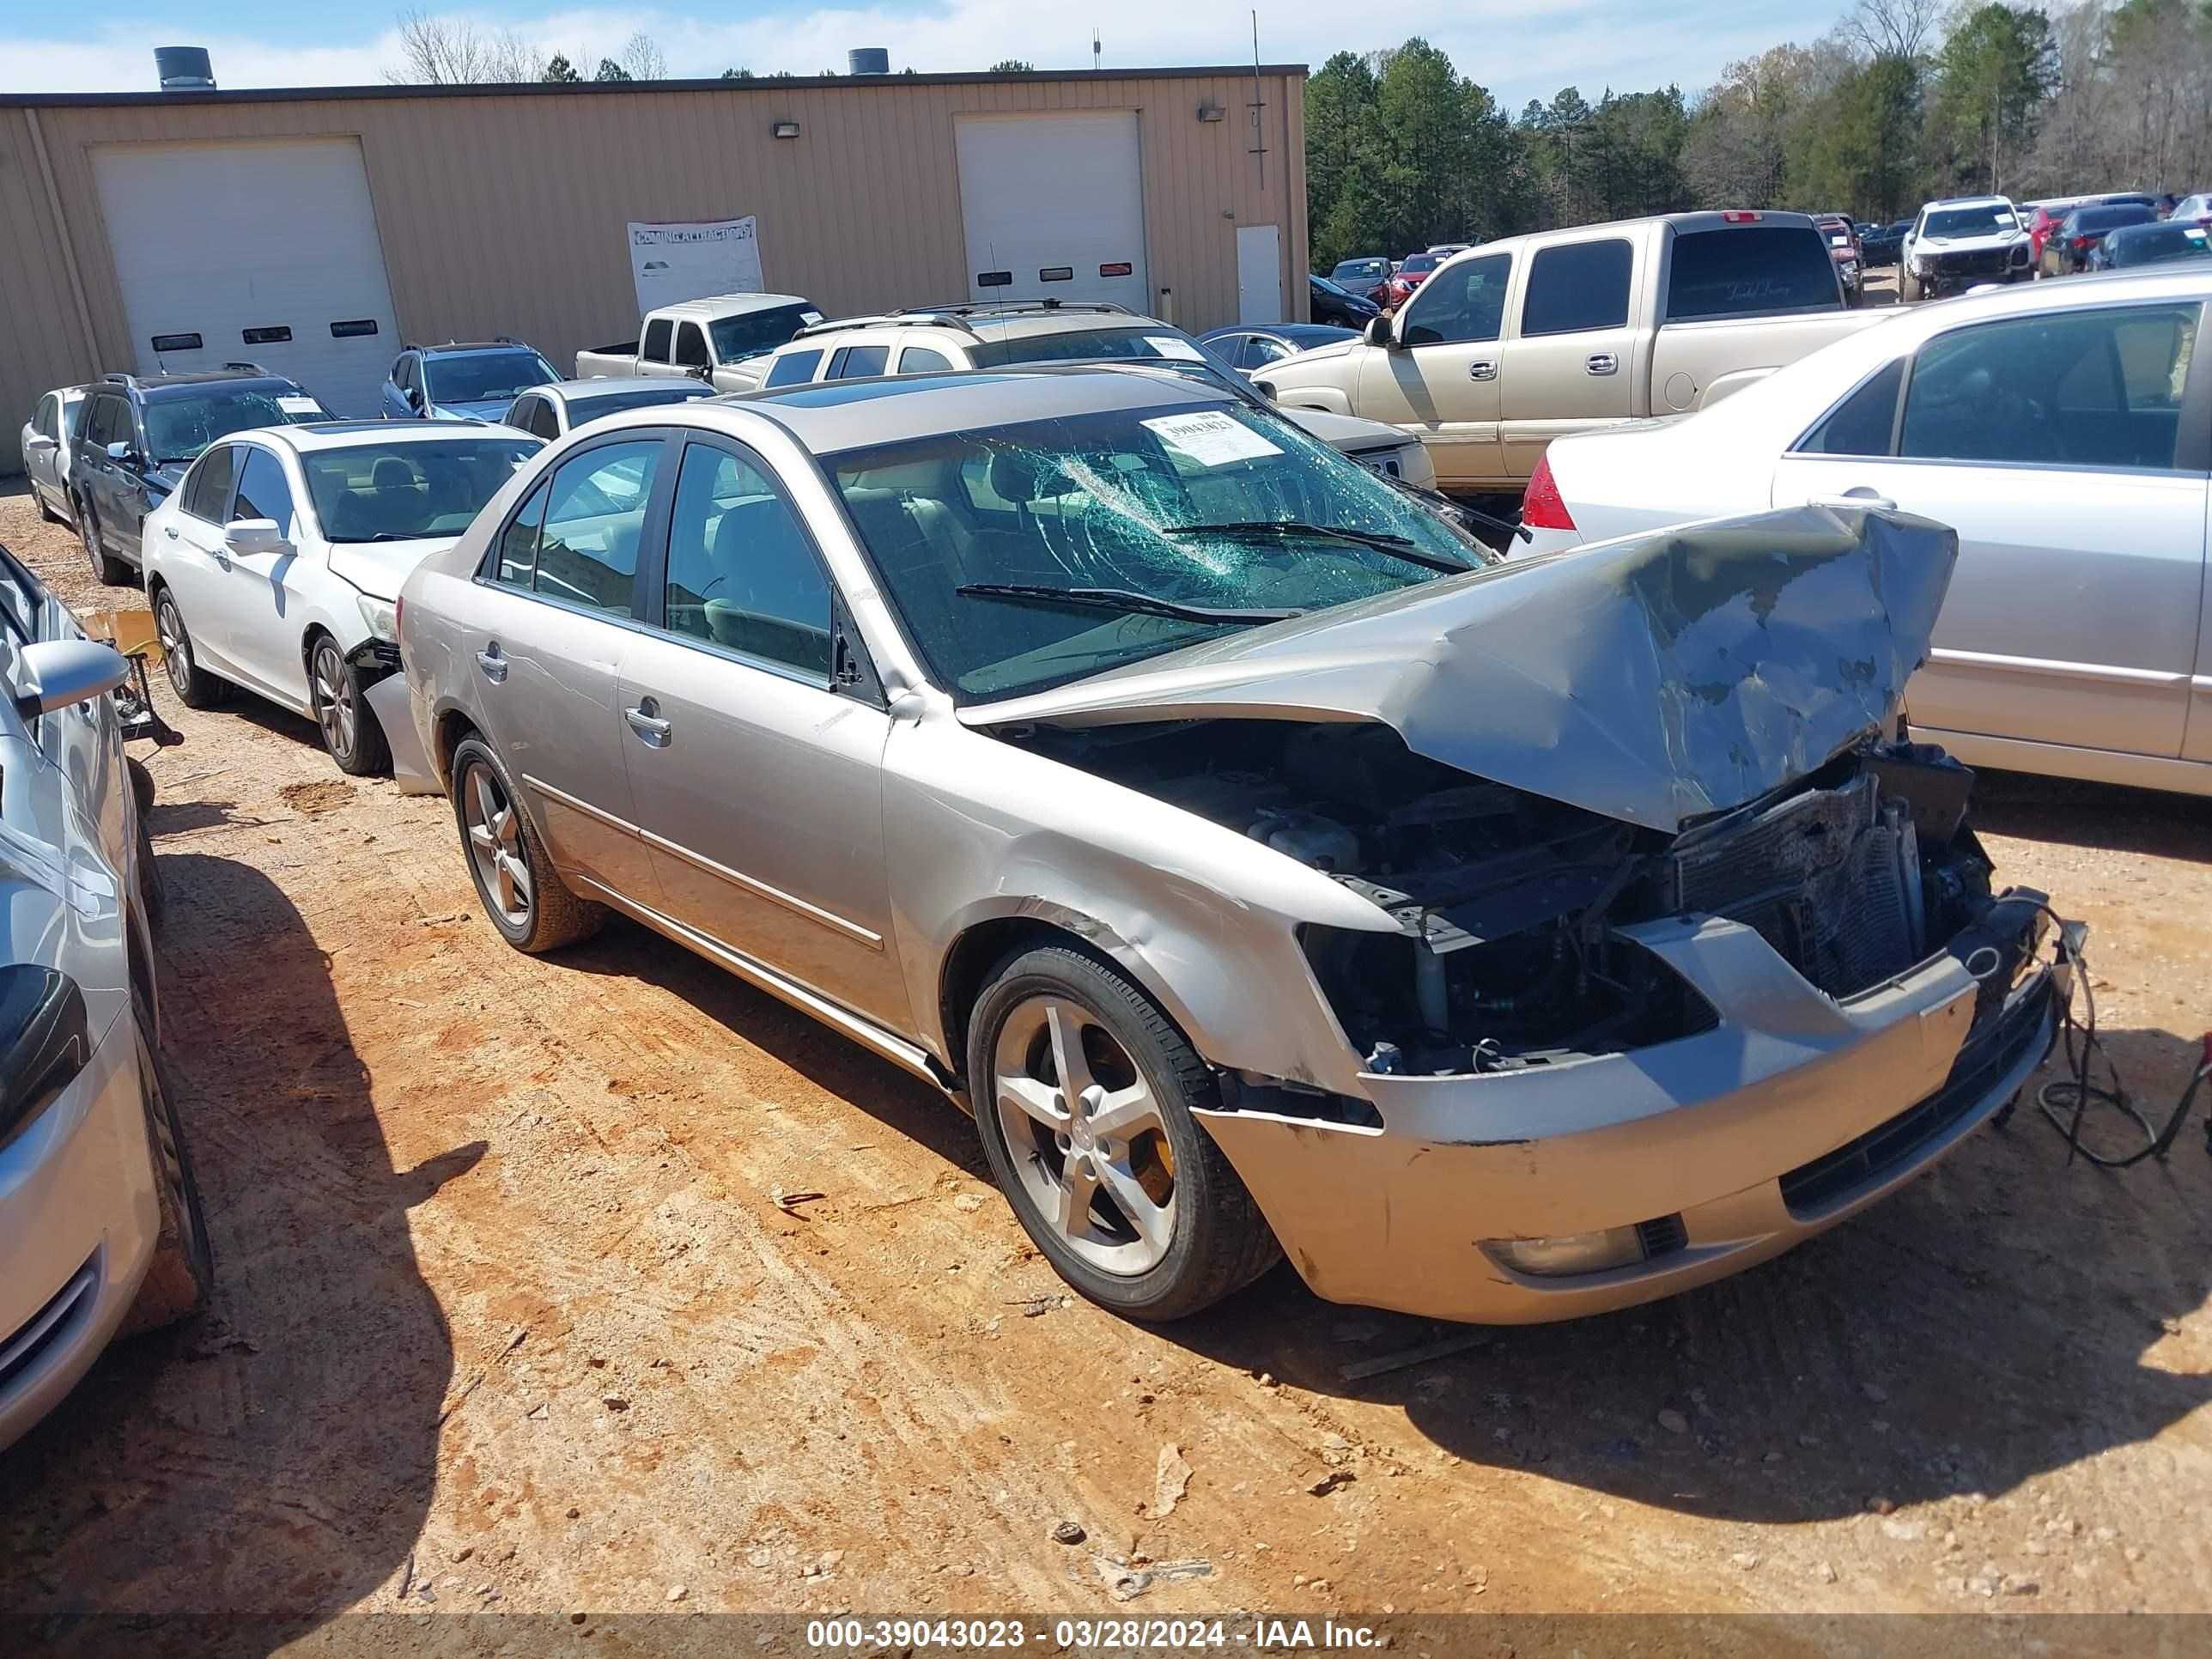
<box><xmin>309</xmin><ymin>636</ymin><xmax>391</xmax><ymax>776</ymax></box>
<box><xmin>968</xmin><ymin>944</ymin><xmax>1279</xmax><ymax>1322</ymax></box>
<box><xmin>450</xmin><ymin>735</ymin><xmax>603</xmax><ymax>953</ymax></box>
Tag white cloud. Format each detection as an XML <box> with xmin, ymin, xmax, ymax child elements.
<box><xmin>3</xmin><ymin>3</ymin><xmax>1838</xmax><ymax>107</ymax></box>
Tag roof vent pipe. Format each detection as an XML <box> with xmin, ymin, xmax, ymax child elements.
<box><xmin>848</xmin><ymin>47</ymin><xmax>890</xmax><ymax>75</ymax></box>
<box><xmin>155</xmin><ymin>46</ymin><xmax>216</xmax><ymax>91</ymax></box>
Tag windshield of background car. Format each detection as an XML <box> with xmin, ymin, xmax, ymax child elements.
<box><xmin>1333</xmin><ymin>260</ymin><xmax>1386</xmax><ymax>281</ymax></box>
<box><xmin>2112</xmin><ymin>223</ymin><xmax>2212</xmax><ymax>263</ymax></box>
<box><xmin>827</xmin><ymin>401</ymin><xmax>1490</xmax><ymax>702</ymax></box>
<box><xmin>1399</xmin><ymin>254</ymin><xmax>1441</xmax><ymax>275</ymax></box>
<box><xmin>2068</xmin><ymin>204</ymin><xmax>2156</xmax><ymax>235</ymax></box>
<box><xmin>1923</xmin><ymin>205</ymin><xmax>2020</xmax><ymax>238</ymax></box>
<box><xmin>1666</xmin><ymin>226</ymin><xmax>1841</xmax><ymax>319</ymax></box>
<box><xmin>969</xmin><ymin>326</ymin><xmax>1212</xmax><ymax>367</ymax></box>
<box><xmin>301</xmin><ymin>437</ymin><xmax>543</xmax><ymax>543</ymax></box>
<box><xmin>708</xmin><ymin>304</ymin><xmax>818</xmax><ymax>362</ymax></box>
<box><xmin>142</xmin><ymin>388</ymin><xmax>331</xmax><ymax>462</ymax></box>
<box><xmin>569</xmin><ymin>386</ymin><xmax>712</xmax><ymax>424</ymax></box>
<box><xmin>427</xmin><ymin>350</ymin><xmax>556</xmax><ymax>404</ymax></box>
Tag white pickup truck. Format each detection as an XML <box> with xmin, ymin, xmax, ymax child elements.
<box><xmin>575</xmin><ymin>293</ymin><xmax>823</xmax><ymax>394</ymax></box>
<box><xmin>1258</xmin><ymin>210</ymin><xmax>1889</xmax><ymax>495</ymax></box>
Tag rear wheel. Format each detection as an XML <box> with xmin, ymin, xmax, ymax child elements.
<box><xmin>122</xmin><ymin>1023</ymin><xmax>214</xmax><ymax>1334</ymax></box>
<box><xmin>81</xmin><ymin>508</ymin><xmax>131</xmax><ymax>586</ymax></box>
<box><xmin>309</xmin><ymin>635</ymin><xmax>391</xmax><ymax>776</ymax></box>
<box><xmin>450</xmin><ymin>735</ymin><xmax>603</xmax><ymax>953</ymax></box>
<box><xmin>154</xmin><ymin>586</ymin><xmax>225</xmax><ymax>708</ymax></box>
<box><xmin>968</xmin><ymin>944</ymin><xmax>1279</xmax><ymax>1322</ymax></box>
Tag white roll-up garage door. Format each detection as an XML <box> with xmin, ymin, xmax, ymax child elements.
<box><xmin>954</xmin><ymin>112</ymin><xmax>1149</xmax><ymax>310</ymax></box>
<box><xmin>93</xmin><ymin>138</ymin><xmax>401</xmax><ymax>416</ymax></box>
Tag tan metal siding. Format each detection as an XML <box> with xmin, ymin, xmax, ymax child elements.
<box><xmin>2</xmin><ymin>73</ymin><xmax>1304</xmax><ymax>473</ymax></box>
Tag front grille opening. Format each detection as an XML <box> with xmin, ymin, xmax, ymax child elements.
<box><xmin>0</xmin><ymin>1256</ymin><xmax>100</xmax><ymax>1398</ymax></box>
<box><xmin>1636</xmin><ymin>1212</ymin><xmax>1689</xmax><ymax>1260</ymax></box>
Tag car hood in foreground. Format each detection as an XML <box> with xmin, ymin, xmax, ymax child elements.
<box><xmin>330</xmin><ymin>535</ymin><xmax>459</xmax><ymax>600</ymax></box>
<box><xmin>964</xmin><ymin>506</ymin><xmax>1956</xmax><ymax>834</ymax></box>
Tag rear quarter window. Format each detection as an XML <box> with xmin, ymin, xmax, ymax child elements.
<box><xmin>1666</xmin><ymin>226</ymin><xmax>1842</xmax><ymax>321</ymax></box>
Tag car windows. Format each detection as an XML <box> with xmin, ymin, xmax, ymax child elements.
<box><xmin>663</xmin><ymin>443</ymin><xmax>832</xmax><ymax>677</ymax></box>
<box><xmin>827</xmin><ymin>344</ymin><xmax>890</xmax><ymax>380</ymax></box>
<box><xmin>519</xmin><ymin>398</ymin><xmax>562</xmax><ymax>441</ymax></box>
<box><xmin>533</xmin><ymin>440</ymin><xmax>659</xmax><ymax>617</ymax></box>
<box><xmin>83</xmin><ymin>395</ymin><xmax>125</xmax><ymax>453</ymax></box>
<box><xmin>673</xmin><ymin>323</ymin><xmax>712</xmax><ymax>369</ymax></box>
<box><xmin>33</xmin><ymin>396</ymin><xmax>55</xmax><ymax>441</ymax></box>
<box><xmin>764</xmin><ymin>349</ymin><xmax>823</xmax><ymax>388</ymax></box>
<box><xmin>232</xmin><ymin>447</ymin><xmax>296</xmax><ymax>537</ymax></box>
<box><xmin>306</xmin><ymin>437</ymin><xmax>540</xmax><ymax>543</ymax></box>
<box><xmin>1794</xmin><ymin>359</ymin><xmax>1904</xmax><ymax>456</ymax></box>
<box><xmin>1243</xmin><ymin>337</ymin><xmax>1291</xmax><ymax>368</ymax></box>
<box><xmin>143</xmin><ymin>388</ymin><xmax>329</xmax><ymax>464</ymax></box>
<box><xmin>1522</xmin><ymin>239</ymin><xmax>1633</xmax><ymax>337</ymax></box>
<box><xmin>1667</xmin><ymin>227</ymin><xmax>1841</xmax><ymax>320</ymax></box>
<box><xmin>708</xmin><ymin>304</ymin><xmax>818</xmax><ymax>363</ymax></box>
<box><xmin>643</xmin><ymin>318</ymin><xmax>674</xmax><ymax>363</ymax></box>
<box><xmin>1401</xmin><ymin>252</ymin><xmax>1512</xmax><ymax>344</ymax></box>
<box><xmin>495</xmin><ymin>477</ymin><xmax>551</xmax><ymax>587</ymax></box>
<box><xmin>181</xmin><ymin>445</ymin><xmax>238</xmax><ymax>522</ymax></box>
<box><xmin>1900</xmin><ymin>304</ymin><xmax>2199</xmax><ymax>471</ymax></box>
<box><xmin>898</xmin><ymin>344</ymin><xmax>955</xmax><ymax>374</ymax></box>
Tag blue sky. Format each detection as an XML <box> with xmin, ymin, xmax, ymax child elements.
<box><xmin>0</xmin><ymin>3</ymin><xmax>1846</xmax><ymax>109</ymax></box>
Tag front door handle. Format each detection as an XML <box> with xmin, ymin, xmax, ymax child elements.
<box><xmin>1585</xmin><ymin>353</ymin><xmax>1619</xmax><ymax>376</ymax></box>
<box><xmin>1468</xmin><ymin>360</ymin><xmax>1496</xmax><ymax>381</ymax></box>
<box><xmin>162</xmin><ymin>525</ymin><xmax>179</xmax><ymax>539</ymax></box>
<box><xmin>476</xmin><ymin>643</ymin><xmax>507</xmax><ymax>684</ymax></box>
<box><xmin>624</xmin><ymin>697</ymin><xmax>672</xmax><ymax>747</ymax></box>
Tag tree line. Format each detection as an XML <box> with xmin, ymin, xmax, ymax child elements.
<box><xmin>1309</xmin><ymin>0</ymin><xmax>2212</xmax><ymax>270</ymax></box>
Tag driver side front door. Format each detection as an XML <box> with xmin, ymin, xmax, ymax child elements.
<box><xmin>1355</xmin><ymin>252</ymin><xmax>1510</xmax><ymax>490</ymax></box>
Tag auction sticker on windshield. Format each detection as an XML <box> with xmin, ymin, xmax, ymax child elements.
<box><xmin>278</xmin><ymin>396</ymin><xmax>323</xmax><ymax>415</ymax></box>
<box><xmin>1144</xmin><ymin>335</ymin><xmax>1209</xmax><ymax>362</ymax></box>
<box><xmin>1142</xmin><ymin>410</ymin><xmax>1282</xmax><ymax>467</ymax></box>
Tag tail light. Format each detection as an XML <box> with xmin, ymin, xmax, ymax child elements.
<box><xmin>1721</xmin><ymin>210</ymin><xmax>1762</xmax><ymax>222</ymax></box>
<box><xmin>2073</xmin><ymin>235</ymin><xmax>2094</xmax><ymax>250</ymax></box>
<box><xmin>1522</xmin><ymin>454</ymin><xmax>1577</xmax><ymax>533</ymax></box>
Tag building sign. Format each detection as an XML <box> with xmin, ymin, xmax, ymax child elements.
<box><xmin>628</xmin><ymin>217</ymin><xmax>764</xmax><ymax>313</ymax></box>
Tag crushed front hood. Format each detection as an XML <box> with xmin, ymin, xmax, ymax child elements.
<box><xmin>964</xmin><ymin>506</ymin><xmax>1957</xmax><ymax>834</ymax></box>
<box><xmin>331</xmin><ymin>534</ymin><xmax>459</xmax><ymax>600</ymax></box>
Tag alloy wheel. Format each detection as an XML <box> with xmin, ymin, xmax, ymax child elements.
<box><xmin>311</xmin><ymin>641</ymin><xmax>356</xmax><ymax>763</ymax></box>
<box><xmin>463</xmin><ymin>761</ymin><xmax>533</xmax><ymax>928</ymax></box>
<box><xmin>992</xmin><ymin>995</ymin><xmax>1177</xmax><ymax>1275</ymax></box>
<box><xmin>157</xmin><ymin>594</ymin><xmax>192</xmax><ymax>700</ymax></box>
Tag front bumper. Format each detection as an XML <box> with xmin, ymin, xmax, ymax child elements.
<box><xmin>0</xmin><ymin>1010</ymin><xmax>161</xmax><ymax>1453</ymax></box>
<box><xmin>1917</xmin><ymin>261</ymin><xmax>2032</xmax><ymax>295</ymax></box>
<box><xmin>1197</xmin><ymin>898</ymin><xmax>2061</xmax><ymax>1324</ymax></box>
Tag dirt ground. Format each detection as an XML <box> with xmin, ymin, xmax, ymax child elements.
<box><xmin>1</xmin><ymin>477</ymin><xmax>2207</xmax><ymax>1649</ymax></box>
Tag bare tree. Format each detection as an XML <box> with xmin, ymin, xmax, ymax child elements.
<box><xmin>483</xmin><ymin>28</ymin><xmax>544</xmax><ymax>82</ymax></box>
<box><xmin>1843</xmin><ymin>0</ymin><xmax>1942</xmax><ymax>61</ymax></box>
<box><xmin>386</xmin><ymin>10</ymin><xmax>543</xmax><ymax>83</ymax></box>
<box><xmin>619</xmin><ymin>31</ymin><xmax>667</xmax><ymax>81</ymax></box>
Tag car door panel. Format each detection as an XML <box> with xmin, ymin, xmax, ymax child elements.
<box><xmin>1496</xmin><ymin>237</ymin><xmax>1641</xmax><ymax>481</ymax></box>
<box><xmin>217</xmin><ymin>447</ymin><xmax>314</xmax><ymax>709</ymax></box>
<box><xmin>159</xmin><ymin>447</ymin><xmax>256</xmax><ymax>683</ymax></box>
<box><xmin>1358</xmin><ymin>252</ymin><xmax>1511</xmax><ymax>489</ymax></box>
<box><xmin>2184</xmin><ymin>485</ymin><xmax>2212</xmax><ymax>766</ymax></box>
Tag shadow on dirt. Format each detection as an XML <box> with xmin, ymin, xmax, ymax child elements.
<box><xmin>1970</xmin><ymin>769</ymin><xmax>2211</xmax><ymax>864</ymax></box>
<box><xmin>0</xmin><ymin>852</ymin><xmax>476</xmax><ymax>1652</ymax></box>
<box><xmin>1172</xmin><ymin>1027</ymin><xmax>2212</xmax><ymax>1524</ymax></box>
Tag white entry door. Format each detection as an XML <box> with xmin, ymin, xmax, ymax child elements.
<box><xmin>955</xmin><ymin>112</ymin><xmax>1150</xmax><ymax>308</ymax></box>
<box><xmin>93</xmin><ymin>137</ymin><xmax>402</xmax><ymax>416</ymax></box>
<box><xmin>1237</xmin><ymin>224</ymin><xmax>1284</xmax><ymax>324</ymax></box>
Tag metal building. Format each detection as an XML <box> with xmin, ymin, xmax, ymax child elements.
<box><xmin>0</xmin><ymin>64</ymin><xmax>1310</xmax><ymax>471</ymax></box>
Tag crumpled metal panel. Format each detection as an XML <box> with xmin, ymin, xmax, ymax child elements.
<box><xmin>963</xmin><ymin>505</ymin><xmax>1958</xmax><ymax>833</ymax></box>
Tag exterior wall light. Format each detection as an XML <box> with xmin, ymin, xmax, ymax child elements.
<box><xmin>771</xmin><ymin>119</ymin><xmax>801</xmax><ymax>139</ymax></box>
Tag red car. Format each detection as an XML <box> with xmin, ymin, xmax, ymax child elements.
<box><xmin>1384</xmin><ymin>251</ymin><xmax>1444</xmax><ymax>306</ymax></box>
<box><xmin>2026</xmin><ymin>203</ymin><xmax>2080</xmax><ymax>264</ymax></box>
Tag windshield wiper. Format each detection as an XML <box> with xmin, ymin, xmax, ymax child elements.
<box><xmin>1164</xmin><ymin>520</ymin><xmax>1474</xmax><ymax>574</ymax></box>
<box><xmin>955</xmin><ymin>582</ymin><xmax>1304</xmax><ymax>625</ymax></box>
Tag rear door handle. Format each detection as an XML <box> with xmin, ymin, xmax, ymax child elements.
<box><xmin>624</xmin><ymin>697</ymin><xmax>672</xmax><ymax>747</ymax></box>
<box><xmin>1585</xmin><ymin>353</ymin><xmax>1619</xmax><ymax>376</ymax></box>
<box><xmin>476</xmin><ymin>644</ymin><xmax>507</xmax><ymax>684</ymax></box>
<box><xmin>1468</xmin><ymin>360</ymin><xmax>1496</xmax><ymax>381</ymax></box>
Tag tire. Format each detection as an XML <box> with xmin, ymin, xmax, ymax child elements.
<box><xmin>308</xmin><ymin>635</ymin><xmax>391</xmax><ymax>776</ymax></box>
<box><xmin>449</xmin><ymin>735</ymin><xmax>603</xmax><ymax>953</ymax></box>
<box><xmin>121</xmin><ymin>1024</ymin><xmax>214</xmax><ymax>1334</ymax></box>
<box><xmin>36</xmin><ymin>488</ymin><xmax>60</xmax><ymax>526</ymax></box>
<box><xmin>1899</xmin><ymin>270</ymin><xmax>1923</xmax><ymax>303</ymax></box>
<box><xmin>967</xmin><ymin>944</ymin><xmax>1280</xmax><ymax>1322</ymax></box>
<box><xmin>81</xmin><ymin>507</ymin><xmax>132</xmax><ymax>586</ymax></box>
<box><xmin>129</xmin><ymin>757</ymin><xmax>167</xmax><ymax>933</ymax></box>
<box><xmin>154</xmin><ymin>585</ymin><xmax>226</xmax><ymax>709</ymax></box>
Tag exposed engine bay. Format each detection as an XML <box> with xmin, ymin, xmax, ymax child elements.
<box><xmin>1000</xmin><ymin>718</ymin><xmax>2003</xmax><ymax>1077</ymax></box>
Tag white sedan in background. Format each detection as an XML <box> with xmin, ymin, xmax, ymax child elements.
<box><xmin>1518</xmin><ymin>269</ymin><xmax>2212</xmax><ymax>799</ymax></box>
<box><xmin>142</xmin><ymin>420</ymin><xmax>542</xmax><ymax>775</ymax></box>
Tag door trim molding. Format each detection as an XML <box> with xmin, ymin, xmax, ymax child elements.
<box><xmin>1927</xmin><ymin>646</ymin><xmax>2188</xmax><ymax>689</ymax></box>
<box><xmin>523</xmin><ymin>772</ymin><xmax>884</xmax><ymax>949</ymax></box>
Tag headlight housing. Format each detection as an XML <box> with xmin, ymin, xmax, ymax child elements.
<box><xmin>357</xmin><ymin>594</ymin><xmax>398</xmax><ymax>643</ymax></box>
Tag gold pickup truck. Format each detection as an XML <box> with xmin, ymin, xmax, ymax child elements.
<box><xmin>1257</xmin><ymin>211</ymin><xmax>1891</xmax><ymax>496</ymax></box>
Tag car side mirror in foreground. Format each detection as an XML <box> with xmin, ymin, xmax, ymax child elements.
<box><xmin>13</xmin><ymin>638</ymin><xmax>130</xmax><ymax>722</ymax></box>
<box><xmin>1363</xmin><ymin>314</ymin><xmax>1396</xmax><ymax>349</ymax></box>
<box><xmin>223</xmin><ymin>518</ymin><xmax>287</xmax><ymax>556</ymax></box>
<box><xmin>0</xmin><ymin>965</ymin><xmax>90</xmax><ymax>1155</ymax></box>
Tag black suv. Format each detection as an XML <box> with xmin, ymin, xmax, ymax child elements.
<box><xmin>69</xmin><ymin>366</ymin><xmax>331</xmax><ymax>585</ymax></box>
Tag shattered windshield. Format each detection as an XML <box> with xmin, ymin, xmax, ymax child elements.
<box><xmin>1922</xmin><ymin>204</ymin><xmax>2020</xmax><ymax>239</ymax></box>
<box><xmin>143</xmin><ymin>390</ymin><xmax>330</xmax><ymax>463</ymax></box>
<box><xmin>829</xmin><ymin>400</ymin><xmax>1490</xmax><ymax>701</ymax></box>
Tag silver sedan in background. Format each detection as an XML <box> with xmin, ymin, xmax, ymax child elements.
<box><xmin>397</xmin><ymin>368</ymin><xmax>2064</xmax><ymax>1326</ymax></box>
<box><xmin>20</xmin><ymin>385</ymin><xmax>90</xmax><ymax>527</ymax></box>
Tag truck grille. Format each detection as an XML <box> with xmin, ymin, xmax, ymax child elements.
<box><xmin>1930</xmin><ymin>246</ymin><xmax>2013</xmax><ymax>277</ymax></box>
<box><xmin>1669</xmin><ymin>773</ymin><xmax>1917</xmax><ymax>998</ymax></box>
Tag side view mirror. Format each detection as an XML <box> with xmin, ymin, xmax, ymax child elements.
<box><xmin>404</xmin><ymin>385</ymin><xmax>423</xmax><ymax>410</ymax></box>
<box><xmin>1363</xmin><ymin>314</ymin><xmax>1396</xmax><ymax>349</ymax></box>
<box><xmin>24</xmin><ymin>434</ymin><xmax>57</xmax><ymax>456</ymax></box>
<box><xmin>687</xmin><ymin>364</ymin><xmax>714</xmax><ymax>383</ymax></box>
<box><xmin>0</xmin><ymin>965</ymin><xmax>91</xmax><ymax>1151</ymax></box>
<box><xmin>105</xmin><ymin>441</ymin><xmax>138</xmax><ymax>465</ymax></box>
<box><xmin>13</xmin><ymin>638</ymin><xmax>130</xmax><ymax>721</ymax></box>
<box><xmin>223</xmin><ymin>517</ymin><xmax>287</xmax><ymax>556</ymax></box>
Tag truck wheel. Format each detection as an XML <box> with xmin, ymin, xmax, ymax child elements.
<box><xmin>1899</xmin><ymin>270</ymin><xmax>1923</xmax><ymax>303</ymax></box>
<box><xmin>968</xmin><ymin>943</ymin><xmax>1280</xmax><ymax>1322</ymax></box>
<box><xmin>122</xmin><ymin>1023</ymin><xmax>215</xmax><ymax>1334</ymax></box>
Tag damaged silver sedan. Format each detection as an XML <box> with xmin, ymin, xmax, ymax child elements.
<box><xmin>396</xmin><ymin>368</ymin><xmax>2067</xmax><ymax>1323</ymax></box>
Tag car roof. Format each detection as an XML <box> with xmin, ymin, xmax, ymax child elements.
<box><xmin>1921</xmin><ymin>195</ymin><xmax>2014</xmax><ymax>211</ymax></box>
<box><xmin>1201</xmin><ymin>324</ymin><xmax>1353</xmax><ymax>345</ymax></box>
<box><xmin>540</xmin><ymin>377</ymin><xmax>708</xmax><ymax>402</ymax></box>
<box><xmin>131</xmin><ymin>373</ymin><xmax>305</xmax><ymax>398</ymax></box>
<box><xmin>414</xmin><ymin>340</ymin><xmax>543</xmax><ymax>357</ymax></box>
<box><xmin>652</xmin><ymin>292</ymin><xmax>812</xmax><ymax>322</ymax></box>
<box><xmin>711</xmin><ymin>364</ymin><xmax>1233</xmax><ymax>453</ymax></box>
<box><xmin>257</xmin><ymin>418</ymin><xmax>534</xmax><ymax>452</ymax></box>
